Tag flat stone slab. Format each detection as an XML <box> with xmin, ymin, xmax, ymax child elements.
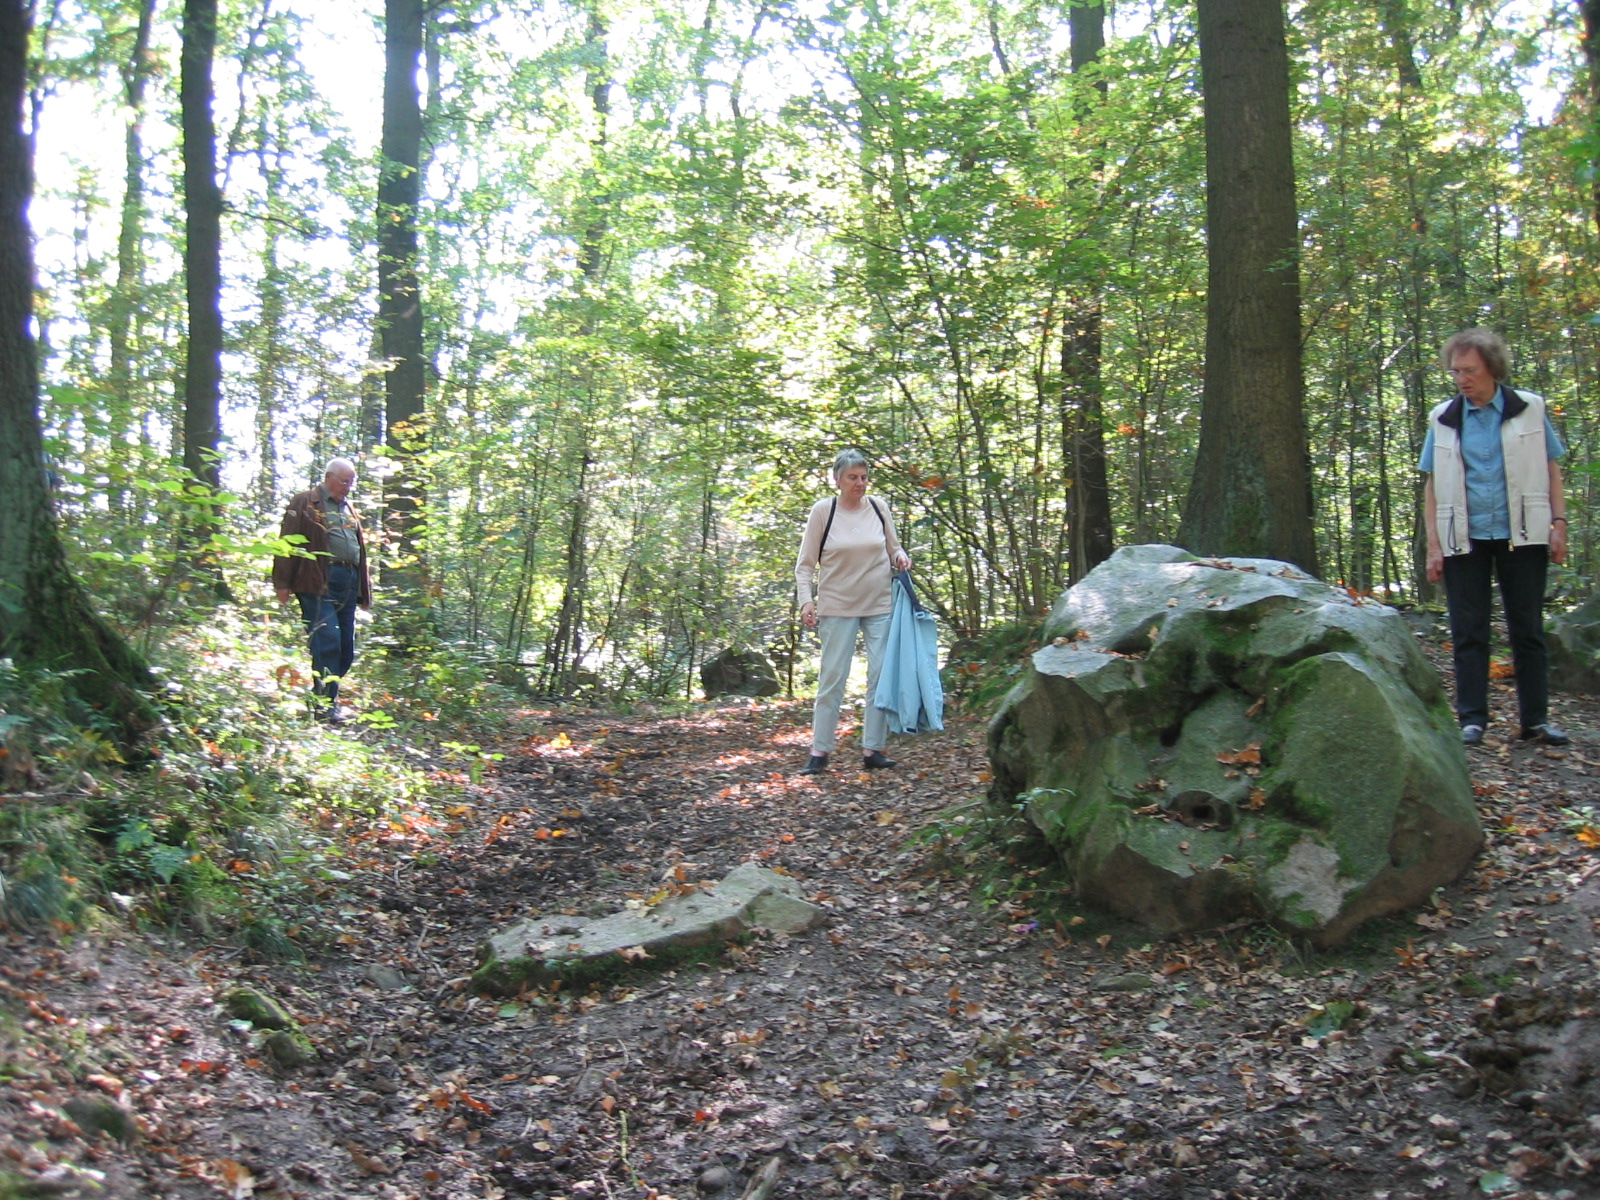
<box><xmin>475</xmin><ymin>863</ymin><xmax>824</xmax><ymax>994</ymax></box>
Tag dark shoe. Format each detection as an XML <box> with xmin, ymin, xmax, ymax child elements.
<box><xmin>326</xmin><ymin>704</ymin><xmax>347</xmax><ymax>726</ymax></box>
<box><xmin>1520</xmin><ymin>723</ymin><xmax>1570</xmax><ymax>746</ymax></box>
<box><xmin>799</xmin><ymin>754</ymin><xmax>829</xmax><ymax>775</ymax></box>
<box><xmin>862</xmin><ymin>750</ymin><xmax>897</xmax><ymax>770</ymax></box>
<box><xmin>1461</xmin><ymin>724</ymin><xmax>1485</xmax><ymax>746</ymax></box>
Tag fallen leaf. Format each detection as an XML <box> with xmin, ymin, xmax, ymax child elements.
<box><xmin>1216</xmin><ymin>743</ymin><xmax>1262</xmax><ymax>766</ymax></box>
<box><xmin>346</xmin><ymin>1142</ymin><xmax>394</xmax><ymax>1176</ymax></box>
<box><xmin>218</xmin><ymin>1159</ymin><xmax>256</xmax><ymax>1199</ymax></box>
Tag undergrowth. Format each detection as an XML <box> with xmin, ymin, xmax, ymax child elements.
<box><xmin>941</xmin><ymin>615</ymin><xmax>1045</xmax><ymax>711</ymax></box>
<box><xmin>0</xmin><ymin>603</ymin><xmax>520</xmax><ymax>960</ymax></box>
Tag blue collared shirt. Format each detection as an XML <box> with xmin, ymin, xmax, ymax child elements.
<box><xmin>1419</xmin><ymin>386</ymin><xmax>1565</xmax><ymax>540</ymax></box>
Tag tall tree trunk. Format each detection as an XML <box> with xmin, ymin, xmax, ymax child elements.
<box><xmin>252</xmin><ymin>133</ymin><xmax>288</xmax><ymax>514</ymax></box>
<box><xmin>1584</xmin><ymin>0</ymin><xmax>1600</xmax><ymax>237</ymax></box>
<box><xmin>379</xmin><ymin>0</ymin><xmax>428</xmax><ymax>585</ymax></box>
<box><xmin>105</xmin><ymin>0</ymin><xmax>156</xmax><ymax>518</ymax></box>
<box><xmin>1064</xmin><ymin>0</ymin><xmax>1114</xmax><ymax>583</ymax></box>
<box><xmin>1179</xmin><ymin>0</ymin><xmax>1319</xmax><ymax>574</ymax></box>
<box><xmin>0</xmin><ymin>0</ymin><xmax>157</xmax><ymax>746</ymax></box>
<box><xmin>180</xmin><ymin>0</ymin><xmax>224</xmax><ymax>496</ymax></box>
<box><xmin>542</xmin><ymin>3</ymin><xmax>610</xmax><ymax>696</ymax></box>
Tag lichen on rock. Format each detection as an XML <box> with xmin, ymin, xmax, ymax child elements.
<box><xmin>987</xmin><ymin>544</ymin><xmax>1480</xmax><ymax>946</ymax></box>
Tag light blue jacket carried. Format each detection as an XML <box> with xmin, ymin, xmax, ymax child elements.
<box><xmin>874</xmin><ymin>571</ymin><xmax>944</xmax><ymax>735</ymax></box>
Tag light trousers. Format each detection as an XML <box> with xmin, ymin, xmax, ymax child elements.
<box><xmin>810</xmin><ymin>613</ymin><xmax>891</xmax><ymax>755</ymax></box>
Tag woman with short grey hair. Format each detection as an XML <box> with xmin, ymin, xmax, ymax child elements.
<box><xmin>793</xmin><ymin>450</ymin><xmax>911</xmax><ymax>774</ymax></box>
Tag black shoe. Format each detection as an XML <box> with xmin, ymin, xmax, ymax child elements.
<box><xmin>862</xmin><ymin>750</ymin><xmax>897</xmax><ymax>770</ymax></box>
<box><xmin>1520</xmin><ymin>723</ymin><xmax>1570</xmax><ymax>746</ymax></box>
<box><xmin>1461</xmin><ymin>724</ymin><xmax>1485</xmax><ymax>746</ymax></box>
<box><xmin>799</xmin><ymin>754</ymin><xmax>829</xmax><ymax>775</ymax></box>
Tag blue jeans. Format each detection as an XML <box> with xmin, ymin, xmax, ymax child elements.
<box><xmin>296</xmin><ymin>563</ymin><xmax>360</xmax><ymax>701</ymax></box>
<box><xmin>1441</xmin><ymin>539</ymin><xmax>1549</xmax><ymax>730</ymax></box>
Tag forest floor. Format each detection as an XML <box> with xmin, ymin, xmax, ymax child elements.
<box><xmin>6</xmin><ymin>624</ymin><xmax>1600</xmax><ymax>1200</ymax></box>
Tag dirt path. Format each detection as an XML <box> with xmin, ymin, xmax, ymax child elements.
<box><xmin>4</xmin><ymin>654</ymin><xmax>1600</xmax><ymax>1200</ymax></box>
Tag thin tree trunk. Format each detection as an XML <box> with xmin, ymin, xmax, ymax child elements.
<box><xmin>180</xmin><ymin>0</ymin><xmax>224</xmax><ymax>497</ymax></box>
<box><xmin>542</xmin><ymin>2</ymin><xmax>611</xmax><ymax>695</ymax></box>
<box><xmin>251</xmin><ymin>132</ymin><xmax>288</xmax><ymax>514</ymax></box>
<box><xmin>105</xmin><ymin>0</ymin><xmax>156</xmax><ymax>519</ymax></box>
<box><xmin>1584</xmin><ymin>0</ymin><xmax>1600</xmax><ymax>237</ymax></box>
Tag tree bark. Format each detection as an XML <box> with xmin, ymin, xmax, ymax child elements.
<box><xmin>1179</xmin><ymin>0</ymin><xmax>1319</xmax><ymax>574</ymax></box>
<box><xmin>1064</xmin><ymin>0</ymin><xmax>1114</xmax><ymax>582</ymax></box>
<box><xmin>180</xmin><ymin>0</ymin><xmax>224</xmax><ymax>495</ymax></box>
<box><xmin>0</xmin><ymin>0</ymin><xmax>158</xmax><ymax>745</ymax></box>
<box><xmin>1584</xmin><ymin>0</ymin><xmax>1600</xmax><ymax>237</ymax></box>
<box><xmin>379</xmin><ymin>0</ymin><xmax>428</xmax><ymax>569</ymax></box>
<box><xmin>541</xmin><ymin>2</ymin><xmax>610</xmax><ymax>696</ymax></box>
<box><xmin>106</xmin><ymin>0</ymin><xmax>155</xmax><ymax>435</ymax></box>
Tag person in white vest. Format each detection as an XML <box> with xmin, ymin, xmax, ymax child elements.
<box><xmin>1420</xmin><ymin>328</ymin><xmax>1569</xmax><ymax>747</ymax></box>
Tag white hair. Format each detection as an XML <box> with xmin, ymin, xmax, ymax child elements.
<box><xmin>323</xmin><ymin>457</ymin><xmax>357</xmax><ymax>479</ymax></box>
<box><xmin>831</xmin><ymin>449</ymin><xmax>870</xmax><ymax>482</ymax></box>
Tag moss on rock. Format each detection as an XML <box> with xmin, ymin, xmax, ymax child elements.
<box><xmin>988</xmin><ymin>545</ymin><xmax>1480</xmax><ymax>947</ymax></box>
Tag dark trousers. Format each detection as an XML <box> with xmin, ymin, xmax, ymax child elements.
<box><xmin>296</xmin><ymin>563</ymin><xmax>360</xmax><ymax>701</ymax></box>
<box><xmin>1441</xmin><ymin>539</ymin><xmax>1549</xmax><ymax>730</ymax></box>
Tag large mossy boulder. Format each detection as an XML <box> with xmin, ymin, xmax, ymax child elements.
<box><xmin>987</xmin><ymin>545</ymin><xmax>1481</xmax><ymax>947</ymax></box>
<box><xmin>1550</xmin><ymin>590</ymin><xmax>1600</xmax><ymax>696</ymax></box>
<box><xmin>700</xmin><ymin>646</ymin><xmax>781</xmax><ymax>698</ymax></box>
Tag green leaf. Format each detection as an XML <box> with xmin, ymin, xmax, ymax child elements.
<box><xmin>1302</xmin><ymin>998</ymin><xmax>1355</xmax><ymax>1039</ymax></box>
<box><xmin>1477</xmin><ymin>1172</ymin><xmax>1515</xmax><ymax>1194</ymax></box>
<box><xmin>149</xmin><ymin>844</ymin><xmax>191</xmax><ymax>884</ymax></box>
<box><xmin>115</xmin><ymin>820</ymin><xmax>154</xmax><ymax>854</ymax></box>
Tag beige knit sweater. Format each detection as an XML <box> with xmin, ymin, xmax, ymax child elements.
<box><xmin>794</xmin><ymin>497</ymin><xmax>904</xmax><ymax>617</ymax></box>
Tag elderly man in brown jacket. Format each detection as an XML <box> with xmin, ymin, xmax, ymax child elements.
<box><xmin>272</xmin><ymin>458</ymin><xmax>372</xmax><ymax>722</ymax></box>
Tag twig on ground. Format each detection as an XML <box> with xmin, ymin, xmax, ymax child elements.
<box><xmin>1063</xmin><ymin>1063</ymin><xmax>1097</xmax><ymax>1105</ymax></box>
<box><xmin>739</xmin><ymin>1155</ymin><xmax>782</xmax><ymax>1200</ymax></box>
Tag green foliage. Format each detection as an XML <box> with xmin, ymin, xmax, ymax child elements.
<box><xmin>942</xmin><ymin>616</ymin><xmax>1045</xmax><ymax>712</ymax></box>
<box><xmin>0</xmin><ymin>611</ymin><xmax>487</xmax><ymax>957</ymax></box>
<box><xmin>911</xmin><ymin>791</ymin><xmax>1095</xmax><ymax>936</ymax></box>
<box><xmin>1301</xmin><ymin>997</ymin><xmax>1358</xmax><ymax>1040</ymax></box>
<box><xmin>0</xmin><ymin>661</ymin><xmax>112</xmax><ymax>929</ymax></box>
<box><xmin>18</xmin><ymin>0</ymin><xmax>1600</xmax><ymax>721</ymax></box>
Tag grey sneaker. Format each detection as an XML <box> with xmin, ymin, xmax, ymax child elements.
<box><xmin>1460</xmin><ymin>724</ymin><xmax>1485</xmax><ymax>746</ymax></box>
<box><xmin>1520</xmin><ymin>723</ymin><xmax>1570</xmax><ymax>746</ymax></box>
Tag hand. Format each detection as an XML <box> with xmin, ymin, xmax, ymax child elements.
<box><xmin>275</xmin><ymin>588</ymin><xmax>291</xmax><ymax>604</ymax></box>
<box><xmin>1425</xmin><ymin>547</ymin><xmax>1444</xmax><ymax>584</ymax></box>
<box><xmin>892</xmin><ymin>551</ymin><xmax>911</xmax><ymax>571</ymax></box>
<box><xmin>1551</xmin><ymin>521</ymin><xmax>1569</xmax><ymax>566</ymax></box>
<box><xmin>801</xmin><ymin>601</ymin><xmax>818</xmax><ymax>629</ymax></box>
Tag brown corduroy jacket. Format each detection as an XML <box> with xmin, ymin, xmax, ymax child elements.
<box><xmin>271</xmin><ymin>486</ymin><xmax>373</xmax><ymax>606</ymax></box>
